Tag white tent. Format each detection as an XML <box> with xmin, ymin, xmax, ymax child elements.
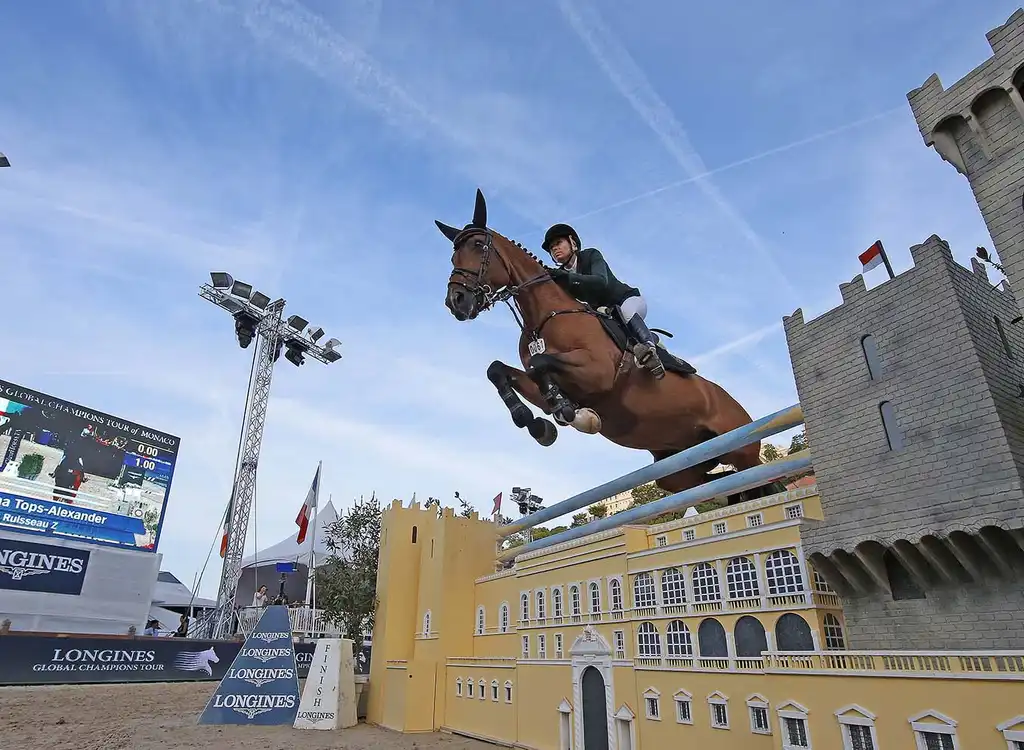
<box><xmin>236</xmin><ymin>499</ymin><xmax>340</xmax><ymax>605</ymax></box>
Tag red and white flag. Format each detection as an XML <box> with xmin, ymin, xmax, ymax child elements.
<box><xmin>295</xmin><ymin>463</ymin><xmax>321</xmax><ymax>544</ymax></box>
<box><xmin>859</xmin><ymin>240</ymin><xmax>885</xmax><ymax>273</ymax></box>
<box><xmin>491</xmin><ymin>491</ymin><xmax>502</xmax><ymax>516</ymax></box>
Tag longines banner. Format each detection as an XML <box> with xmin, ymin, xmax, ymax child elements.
<box><xmin>0</xmin><ymin>635</ymin><xmax>319</xmax><ymax>686</ymax></box>
<box><xmin>0</xmin><ymin>536</ymin><xmax>90</xmax><ymax>595</ymax></box>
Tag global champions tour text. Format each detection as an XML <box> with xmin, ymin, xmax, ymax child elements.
<box><xmin>32</xmin><ymin>648</ymin><xmax>166</xmax><ymax>673</ymax></box>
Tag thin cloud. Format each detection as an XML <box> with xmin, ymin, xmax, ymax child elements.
<box><xmin>557</xmin><ymin>0</ymin><xmax>796</xmax><ymax>301</ymax></box>
<box><xmin>562</xmin><ymin>106</ymin><xmax>907</xmax><ymax>225</ymax></box>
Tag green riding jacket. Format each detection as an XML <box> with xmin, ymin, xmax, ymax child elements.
<box><xmin>554</xmin><ymin>247</ymin><xmax>639</xmax><ymax>309</ymax></box>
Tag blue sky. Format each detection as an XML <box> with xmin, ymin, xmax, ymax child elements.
<box><xmin>0</xmin><ymin>0</ymin><xmax>1015</xmax><ymax>595</ymax></box>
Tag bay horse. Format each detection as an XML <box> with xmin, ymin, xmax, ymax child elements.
<box><xmin>438</xmin><ymin>189</ymin><xmax>782</xmax><ymax>502</ymax></box>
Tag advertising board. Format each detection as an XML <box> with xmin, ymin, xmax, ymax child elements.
<box><xmin>0</xmin><ymin>379</ymin><xmax>179</xmax><ymax>552</ymax></box>
<box><xmin>0</xmin><ymin>635</ymin><xmax>320</xmax><ymax>686</ymax></box>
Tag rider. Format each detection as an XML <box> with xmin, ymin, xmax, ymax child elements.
<box><xmin>542</xmin><ymin>223</ymin><xmax>665</xmax><ymax>379</ymax></box>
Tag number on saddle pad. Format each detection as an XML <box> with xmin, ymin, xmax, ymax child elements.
<box><xmin>528</xmin><ymin>338</ymin><xmax>546</xmax><ymax>356</ymax></box>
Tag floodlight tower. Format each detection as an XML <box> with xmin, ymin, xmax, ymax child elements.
<box><xmin>199</xmin><ymin>272</ymin><xmax>342</xmax><ymax>638</ymax></box>
<box><xmin>0</xmin><ymin>152</ymin><xmax>10</xmax><ymax>168</ymax></box>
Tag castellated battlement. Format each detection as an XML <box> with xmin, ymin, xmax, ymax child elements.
<box><xmin>909</xmin><ymin>11</ymin><xmax>1024</xmax><ymax>123</ymax></box>
<box><xmin>783</xmin><ymin>234</ymin><xmax>1024</xmax><ymax>650</ymax></box>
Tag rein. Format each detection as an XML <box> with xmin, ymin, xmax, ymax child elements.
<box><xmin>449</xmin><ymin>227</ymin><xmax>597</xmax><ymax>340</ymax></box>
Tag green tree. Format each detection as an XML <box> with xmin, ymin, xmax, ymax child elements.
<box><xmin>589</xmin><ymin>503</ymin><xmax>608</xmax><ymax>519</ymax></box>
<box><xmin>788</xmin><ymin>431</ymin><xmax>807</xmax><ymax>454</ymax></box>
<box><xmin>314</xmin><ymin>494</ymin><xmax>382</xmax><ymax>642</ymax></box>
<box><xmin>456</xmin><ymin>493</ymin><xmax>474</xmax><ymax>518</ymax></box>
<box><xmin>630</xmin><ymin>481</ymin><xmax>669</xmax><ymax>507</ymax></box>
<box><xmin>570</xmin><ymin>512</ymin><xmax>590</xmax><ymax>528</ymax></box>
<box><xmin>760</xmin><ymin>442</ymin><xmax>784</xmax><ymax>462</ymax></box>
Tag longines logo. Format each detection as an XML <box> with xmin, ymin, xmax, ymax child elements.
<box><xmin>0</xmin><ymin>548</ymin><xmax>86</xmax><ymax>580</ymax></box>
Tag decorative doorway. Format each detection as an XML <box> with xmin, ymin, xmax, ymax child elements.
<box><xmin>570</xmin><ymin>625</ymin><xmax>615</xmax><ymax>750</ymax></box>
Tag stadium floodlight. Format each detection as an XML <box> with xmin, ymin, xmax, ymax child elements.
<box><xmin>197</xmin><ymin>271</ymin><xmax>343</xmax><ymax>639</ymax></box>
<box><xmin>0</xmin><ymin>152</ymin><xmax>9</xmax><ymax>168</ymax></box>
<box><xmin>210</xmin><ymin>272</ymin><xmax>233</xmax><ymax>289</ymax></box>
<box><xmin>308</xmin><ymin>326</ymin><xmax>325</xmax><ymax>342</ymax></box>
<box><xmin>286</xmin><ymin>314</ymin><xmax>309</xmax><ymax>332</ymax></box>
<box><xmin>230</xmin><ymin>280</ymin><xmax>253</xmax><ymax>300</ymax></box>
<box><xmin>284</xmin><ymin>338</ymin><xmax>309</xmax><ymax>367</ymax></box>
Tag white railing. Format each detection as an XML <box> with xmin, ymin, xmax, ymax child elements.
<box><xmin>765</xmin><ymin>650</ymin><xmax>1024</xmax><ymax>679</ymax></box>
<box><xmin>236</xmin><ymin>606</ymin><xmax>344</xmax><ymax>637</ymax></box>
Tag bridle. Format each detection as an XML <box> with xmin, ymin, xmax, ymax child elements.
<box><xmin>448</xmin><ymin>227</ymin><xmax>596</xmax><ymax>338</ymax></box>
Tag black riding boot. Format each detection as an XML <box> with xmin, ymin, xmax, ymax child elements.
<box><xmin>624</xmin><ymin>313</ymin><xmax>666</xmax><ymax>379</ymax></box>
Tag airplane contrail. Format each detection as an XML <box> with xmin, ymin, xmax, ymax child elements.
<box><xmin>565</xmin><ymin>106</ymin><xmax>905</xmax><ymax>225</ymax></box>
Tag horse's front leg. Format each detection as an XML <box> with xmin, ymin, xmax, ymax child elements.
<box><xmin>525</xmin><ymin>353</ymin><xmax>579</xmax><ymax>425</ymax></box>
<box><xmin>486</xmin><ymin>360</ymin><xmax>559</xmax><ymax>446</ymax></box>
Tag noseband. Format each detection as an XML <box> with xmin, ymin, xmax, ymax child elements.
<box><xmin>449</xmin><ymin>227</ymin><xmax>551</xmax><ymax>314</ymax></box>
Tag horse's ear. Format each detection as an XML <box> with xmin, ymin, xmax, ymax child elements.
<box><xmin>472</xmin><ymin>188</ymin><xmax>487</xmax><ymax>228</ymax></box>
<box><xmin>435</xmin><ymin>220</ymin><xmax>460</xmax><ymax>242</ymax></box>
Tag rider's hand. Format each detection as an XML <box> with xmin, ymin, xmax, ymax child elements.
<box><xmin>549</xmin><ymin>267</ymin><xmax>568</xmax><ymax>281</ymax></box>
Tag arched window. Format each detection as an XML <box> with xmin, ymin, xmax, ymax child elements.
<box><xmin>633</xmin><ymin>572</ymin><xmax>656</xmax><ymax>608</ymax></box>
<box><xmin>520</xmin><ymin>593</ymin><xmax>530</xmax><ymax>622</ymax></box>
<box><xmin>734</xmin><ymin>615</ymin><xmax>768</xmax><ymax>657</ymax></box>
<box><xmin>475</xmin><ymin>606</ymin><xmax>485</xmax><ymax>635</ymax></box>
<box><xmin>726</xmin><ymin>557</ymin><xmax>760</xmax><ymax>599</ymax></box>
<box><xmin>422</xmin><ymin>611</ymin><xmax>431</xmax><ymax>637</ymax></box>
<box><xmin>879</xmin><ymin>400</ymin><xmax>905</xmax><ymax>452</ymax></box>
<box><xmin>411</xmin><ymin>525</ymin><xmax>418</xmax><ymax>543</ymax></box>
<box><xmin>536</xmin><ymin>590</ymin><xmax>546</xmax><ymax>620</ymax></box>
<box><xmin>637</xmin><ymin>622</ymin><xmax>662</xmax><ymax>657</ymax></box>
<box><xmin>499</xmin><ymin>603</ymin><xmax>510</xmax><ymax>633</ymax></box>
<box><xmin>570</xmin><ymin>585</ymin><xmax>582</xmax><ymax>617</ymax></box>
<box><xmin>609</xmin><ymin>579</ymin><xmax>623</xmax><ymax>612</ymax></box>
<box><xmin>491</xmin><ymin>679</ymin><xmax>499</xmax><ymax>701</ymax></box>
<box><xmin>552</xmin><ymin>587</ymin><xmax>563</xmax><ymax>617</ymax></box>
<box><xmin>765</xmin><ymin>550</ymin><xmax>804</xmax><ymax>595</ymax></box>
<box><xmin>467</xmin><ymin>677</ymin><xmax>474</xmax><ymax>698</ymax></box>
<box><xmin>661</xmin><ymin>567</ymin><xmax>686</xmax><ymax>605</ymax></box>
<box><xmin>691</xmin><ymin>562</ymin><xmax>722</xmax><ymax>602</ymax></box>
<box><xmin>861</xmin><ymin>334</ymin><xmax>882</xmax><ymax>379</ymax></box>
<box><xmin>697</xmin><ymin>618</ymin><xmax>728</xmax><ymax>658</ymax></box>
<box><xmin>589</xmin><ymin>581</ymin><xmax>601</xmax><ymax>613</ymax></box>
<box><xmin>823</xmin><ymin>613</ymin><xmax>845</xmax><ymax>649</ymax></box>
<box><xmin>812</xmin><ymin>569</ymin><xmax>834</xmax><ymax>593</ymax></box>
<box><xmin>774</xmin><ymin>613</ymin><xmax>814</xmax><ymax>651</ymax></box>
<box><xmin>665</xmin><ymin>620</ymin><xmax>693</xmax><ymax>657</ymax></box>
<box><xmin>455</xmin><ymin>677</ymin><xmax>463</xmax><ymax>697</ymax></box>
<box><xmin>478</xmin><ymin>679</ymin><xmax>486</xmax><ymax>699</ymax></box>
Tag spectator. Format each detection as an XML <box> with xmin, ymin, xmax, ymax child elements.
<box><xmin>252</xmin><ymin>584</ymin><xmax>268</xmax><ymax>608</ymax></box>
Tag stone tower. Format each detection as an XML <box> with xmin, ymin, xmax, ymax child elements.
<box><xmin>783</xmin><ymin>236</ymin><xmax>1024</xmax><ymax>650</ymax></box>
<box><xmin>908</xmin><ymin>9</ymin><xmax>1024</xmax><ymax>317</ymax></box>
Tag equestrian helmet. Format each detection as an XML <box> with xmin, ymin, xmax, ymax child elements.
<box><xmin>542</xmin><ymin>223</ymin><xmax>581</xmax><ymax>252</ymax></box>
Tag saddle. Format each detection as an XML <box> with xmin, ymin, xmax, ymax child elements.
<box><xmin>594</xmin><ymin>307</ymin><xmax>697</xmax><ymax>377</ymax></box>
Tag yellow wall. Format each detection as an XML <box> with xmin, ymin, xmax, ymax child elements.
<box><xmin>367</xmin><ymin>490</ymin><xmax>1024</xmax><ymax>748</ymax></box>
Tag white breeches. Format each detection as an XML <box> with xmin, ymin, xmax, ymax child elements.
<box><xmin>619</xmin><ymin>295</ymin><xmax>648</xmax><ymax>321</ymax></box>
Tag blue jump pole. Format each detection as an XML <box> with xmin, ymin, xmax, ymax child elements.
<box><xmin>496</xmin><ymin>449</ymin><xmax>812</xmax><ymax>562</ymax></box>
<box><xmin>498</xmin><ymin>403</ymin><xmax>803</xmax><ymax>537</ymax></box>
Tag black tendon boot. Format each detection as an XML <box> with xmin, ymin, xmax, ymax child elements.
<box><xmin>625</xmin><ymin>313</ymin><xmax>666</xmax><ymax>379</ymax></box>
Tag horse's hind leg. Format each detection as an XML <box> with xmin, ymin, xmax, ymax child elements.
<box><xmin>487</xmin><ymin>360</ymin><xmax>558</xmax><ymax>447</ymax></box>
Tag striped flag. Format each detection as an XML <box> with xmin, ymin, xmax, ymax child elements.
<box><xmin>295</xmin><ymin>464</ymin><xmax>321</xmax><ymax>544</ymax></box>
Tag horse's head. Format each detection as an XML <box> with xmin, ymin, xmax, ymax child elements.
<box><xmin>436</xmin><ymin>189</ymin><xmax>547</xmax><ymax>321</ymax></box>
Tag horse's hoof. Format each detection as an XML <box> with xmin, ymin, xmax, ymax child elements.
<box><xmin>510</xmin><ymin>404</ymin><xmax>532</xmax><ymax>428</ymax></box>
<box><xmin>570</xmin><ymin>407</ymin><xmax>602</xmax><ymax>434</ymax></box>
<box><xmin>557</xmin><ymin>404</ymin><xmax>576</xmax><ymax>424</ymax></box>
<box><xmin>528</xmin><ymin>418</ymin><xmax>557</xmax><ymax>446</ymax></box>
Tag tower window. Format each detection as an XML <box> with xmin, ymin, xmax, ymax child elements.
<box><xmin>879</xmin><ymin>401</ymin><xmax>905</xmax><ymax>452</ymax></box>
<box><xmin>995</xmin><ymin>316</ymin><xmax>1014</xmax><ymax>359</ymax></box>
<box><xmin>411</xmin><ymin>526</ymin><xmax>418</xmax><ymax>543</ymax></box>
<box><xmin>861</xmin><ymin>334</ymin><xmax>882</xmax><ymax>380</ymax></box>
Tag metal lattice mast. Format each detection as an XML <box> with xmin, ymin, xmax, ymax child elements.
<box><xmin>212</xmin><ymin>299</ymin><xmax>284</xmax><ymax>637</ymax></box>
<box><xmin>199</xmin><ymin>272</ymin><xmax>342</xmax><ymax>640</ymax></box>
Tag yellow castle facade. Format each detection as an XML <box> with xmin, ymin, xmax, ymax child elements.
<box><xmin>366</xmin><ymin>488</ymin><xmax>1024</xmax><ymax>750</ymax></box>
